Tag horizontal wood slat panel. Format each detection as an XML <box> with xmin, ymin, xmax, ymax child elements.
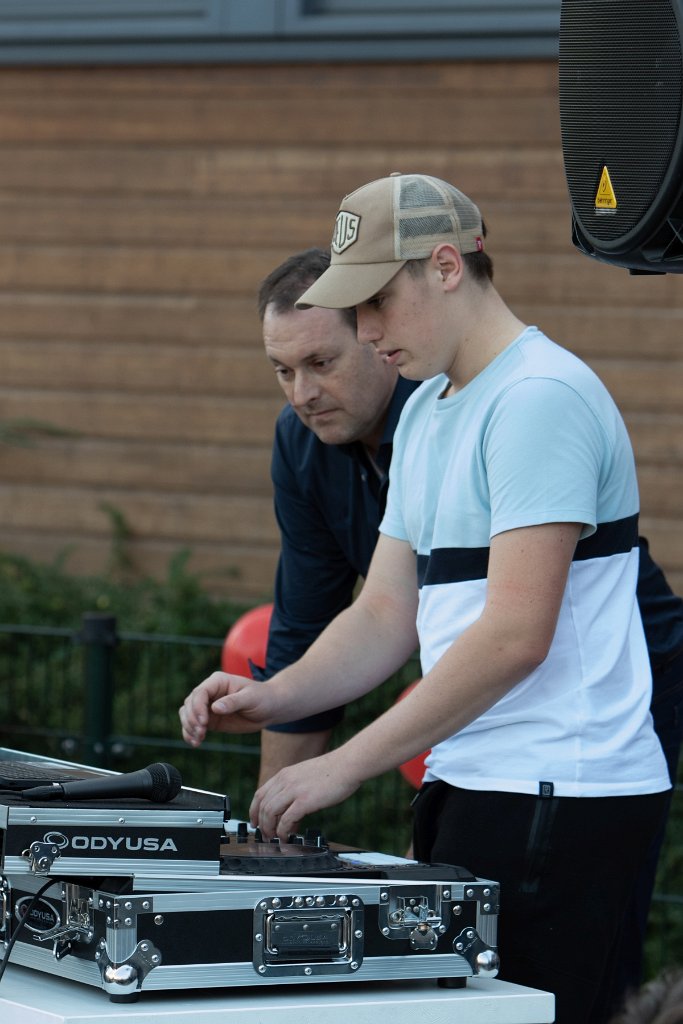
<box><xmin>586</xmin><ymin>360</ymin><xmax>683</xmax><ymax>414</ymax></box>
<box><xmin>0</xmin><ymin>244</ymin><xmax>279</xmax><ymax>295</ymax></box>
<box><xmin>498</xmin><ymin>255</ymin><xmax>683</xmax><ymax>309</ymax></box>
<box><xmin>0</xmin><ymin>389</ymin><xmax>284</xmax><ymax>445</ymax></box>
<box><xmin>0</xmin><ymin>485</ymin><xmax>279</xmax><ymax>545</ymax></box>
<box><xmin>640</xmin><ymin>519</ymin><xmax>683</xmax><ymax>571</ymax></box>
<box><xmin>663</xmin><ymin>570</ymin><xmax>683</xmax><ymax>595</ymax></box>
<box><xmin>0</xmin><ymin>59</ymin><xmax>679</xmax><ymax>603</ymax></box>
<box><xmin>526</xmin><ymin>307</ymin><xmax>683</xmax><ymax>360</ymax></box>
<box><xmin>638</xmin><ymin>466</ymin><xmax>683</xmax><ymax>517</ymax></box>
<box><xmin>625</xmin><ymin>413</ymin><xmax>683</xmax><ymax>464</ymax></box>
<box><xmin>0</xmin><ymin>293</ymin><xmax>259</xmax><ymax>344</ymax></box>
<box><xmin>0</xmin><ymin>148</ymin><xmax>568</xmax><ymax>200</ymax></box>
<box><xmin>0</xmin><ymin>340</ymin><xmax>280</xmax><ymax>397</ymax></box>
<box><xmin>0</xmin><ymin>439</ymin><xmax>273</xmax><ymax>495</ymax></box>
<box><xmin>0</xmin><ymin>64</ymin><xmax>559</xmax><ymax>98</ymax></box>
<box><xmin>0</xmin><ymin>95</ymin><xmax>561</xmax><ymax>149</ymax></box>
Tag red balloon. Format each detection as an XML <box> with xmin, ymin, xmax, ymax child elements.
<box><xmin>396</xmin><ymin>679</ymin><xmax>430</xmax><ymax>789</ymax></box>
<box><xmin>221</xmin><ymin>603</ymin><xmax>274</xmax><ymax>678</ymax></box>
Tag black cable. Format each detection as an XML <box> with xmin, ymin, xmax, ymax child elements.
<box><xmin>0</xmin><ymin>878</ymin><xmax>57</xmax><ymax>985</ymax></box>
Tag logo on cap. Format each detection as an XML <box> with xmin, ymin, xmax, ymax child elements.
<box><xmin>332</xmin><ymin>211</ymin><xmax>360</xmax><ymax>254</ymax></box>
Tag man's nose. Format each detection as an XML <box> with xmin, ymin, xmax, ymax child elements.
<box><xmin>356</xmin><ymin>308</ymin><xmax>380</xmax><ymax>346</ymax></box>
<box><xmin>291</xmin><ymin>372</ymin><xmax>320</xmax><ymax>408</ymax></box>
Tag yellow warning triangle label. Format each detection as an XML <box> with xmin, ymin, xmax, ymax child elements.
<box><xmin>595</xmin><ymin>166</ymin><xmax>617</xmax><ymax>209</ymax></box>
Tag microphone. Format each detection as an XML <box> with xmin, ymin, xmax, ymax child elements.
<box><xmin>21</xmin><ymin>762</ymin><xmax>183</xmax><ymax>803</ymax></box>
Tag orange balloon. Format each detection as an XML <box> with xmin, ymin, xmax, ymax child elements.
<box><xmin>221</xmin><ymin>603</ymin><xmax>274</xmax><ymax>678</ymax></box>
<box><xmin>396</xmin><ymin>679</ymin><xmax>430</xmax><ymax>789</ymax></box>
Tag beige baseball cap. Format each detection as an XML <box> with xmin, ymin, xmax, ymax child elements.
<box><xmin>296</xmin><ymin>172</ymin><xmax>484</xmax><ymax>310</ymax></box>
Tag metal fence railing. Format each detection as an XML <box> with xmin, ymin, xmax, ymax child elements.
<box><xmin>0</xmin><ymin>614</ymin><xmax>417</xmax><ymax>850</ymax></box>
<box><xmin>0</xmin><ymin>615</ymin><xmax>681</xmax><ymax>980</ymax></box>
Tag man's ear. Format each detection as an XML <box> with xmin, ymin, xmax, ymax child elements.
<box><xmin>432</xmin><ymin>243</ymin><xmax>463</xmax><ymax>290</ymax></box>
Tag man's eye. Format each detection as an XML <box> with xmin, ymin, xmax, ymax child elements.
<box><xmin>274</xmin><ymin>367</ymin><xmax>292</xmax><ymax>379</ymax></box>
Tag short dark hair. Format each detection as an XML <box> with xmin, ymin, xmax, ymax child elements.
<box><xmin>257</xmin><ymin>248</ymin><xmax>329</xmax><ymax>320</ymax></box>
<box><xmin>464</xmin><ymin>219</ymin><xmax>493</xmax><ymax>282</ymax></box>
<box><xmin>463</xmin><ymin>247</ymin><xmax>494</xmax><ymax>284</ymax></box>
<box><xmin>257</xmin><ymin>248</ymin><xmax>357</xmax><ymax>331</ymax></box>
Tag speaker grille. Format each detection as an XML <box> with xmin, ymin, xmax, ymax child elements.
<box><xmin>560</xmin><ymin>0</ymin><xmax>683</xmax><ymax>252</ymax></box>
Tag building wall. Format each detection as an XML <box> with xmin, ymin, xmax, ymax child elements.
<box><xmin>0</xmin><ymin>60</ymin><xmax>682</xmax><ymax>602</ymax></box>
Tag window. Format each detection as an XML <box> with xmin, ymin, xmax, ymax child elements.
<box><xmin>0</xmin><ymin>0</ymin><xmax>561</xmax><ymax>64</ymax></box>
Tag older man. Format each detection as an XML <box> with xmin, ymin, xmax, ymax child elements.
<box><xmin>254</xmin><ymin>248</ymin><xmax>416</xmax><ymax>783</ymax></box>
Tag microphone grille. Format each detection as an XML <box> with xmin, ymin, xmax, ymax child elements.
<box><xmin>147</xmin><ymin>762</ymin><xmax>183</xmax><ymax>802</ymax></box>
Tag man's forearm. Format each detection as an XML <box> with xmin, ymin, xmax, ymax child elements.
<box><xmin>258</xmin><ymin>728</ymin><xmax>332</xmax><ymax>787</ymax></box>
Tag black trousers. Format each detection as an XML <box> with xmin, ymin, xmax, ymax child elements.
<box><xmin>412</xmin><ymin>781</ymin><xmax>669</xmax><ymax>1024</ymax></box>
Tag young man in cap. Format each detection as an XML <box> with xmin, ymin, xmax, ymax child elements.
<box><xmin>182</xmin><ymin>174</ymin><xmax>674</xmax><ymax>1022</ymax></box>
<box><xmin>255</xmin><ymin>246</ymin><xmax>683</xmax><ymax>1002</ymax></box>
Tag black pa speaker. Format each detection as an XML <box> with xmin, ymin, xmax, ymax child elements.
<box><xmin>559</xmin><ymin>0</ymin><xmax>683</xmax><ymax>273</ymax></box>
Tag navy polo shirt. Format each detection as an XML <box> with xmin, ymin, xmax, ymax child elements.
<box><xmin>261</xmin><ymin>377</ymin><xmax>418</xmax><ymax>731</ymax></box>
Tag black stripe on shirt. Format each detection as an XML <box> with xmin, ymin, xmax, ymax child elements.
<box><xmin>573</xmin><ymin>513</ymin><xmax>639</xmax><ymax>561</ymax></box>
<box><xmin>417</xmin><ymin>547</ymin><xmax>489</xmax><ymax>588</ymax></box>
<box><xmin>416</xmin><ymin>514</ymin><xmax>639</xmax><ymax>589</ymax></box>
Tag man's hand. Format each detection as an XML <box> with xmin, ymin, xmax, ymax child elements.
<box><xmin>179</xmin><ymin>671</ymin><xmax>277</xmax><ymax>747</ymax></box>
<box><xmin>249</xmin><ymin>749</ymin><xmax>361</xmax><ymax>840</ymax></box>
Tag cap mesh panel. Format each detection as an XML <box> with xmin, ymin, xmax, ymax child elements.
<box><xmin>395</xmin><ymin>175</ymin><xmax>482</xmax><ymax>258</ymax></box>
<box><xmin>455</xmin><ymin>204</ymin><xmax>481</xmax><ymax>230</ymax></box>
<box><xmin>400</xmin><ymin>179</ymin><xmax>447</xmax><ymax>208</ymax></box>
<box><xmin>400</xmin><ymin>214</ymin><xmax>454</xmax><ymax>240</ymax></box>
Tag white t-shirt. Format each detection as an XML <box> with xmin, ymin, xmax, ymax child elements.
<box><xmin>380</xmin><ymin>327</ymin><xmax>670</xmax><ymax>797</ymax></box>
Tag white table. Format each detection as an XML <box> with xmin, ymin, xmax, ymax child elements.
<box><xmin>0</xmin><ymin>964</ymin><xmax>554</xmax><ymax>1023</ymax></box>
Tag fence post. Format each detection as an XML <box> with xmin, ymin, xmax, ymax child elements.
<box><xmin>80</xmin><ymin>612</ymin><xmax>117</xmax><ymax>768</ymax></box>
